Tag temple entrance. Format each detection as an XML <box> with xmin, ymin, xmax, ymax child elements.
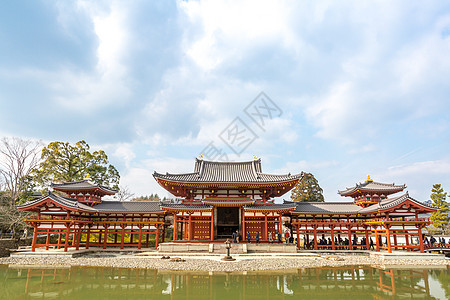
<box><xmin>216</xmin><ymin>207</ymin><xmax>239</xmax><ymax>239</ymax></box>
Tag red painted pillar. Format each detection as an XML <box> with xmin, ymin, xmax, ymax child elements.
<box><xmin>103</xmin><ymin>226</ymin><xmax>108</xmax><ymax>249</ymax></box>
<box><xmin>386</xmin><ymin>226</ymin><xmax>392</xmax><ymax>253</ymax></box>
<box><xmin>75</xmin><ymin>228</ymin><xmax>81</xmax><ymax>250</ymax></box>
<box><xmin>365</xmin><ymin>227</ymin><xmax>370</xmax><ymax>250</ymax></box>
<box><xmin>264</xmin><ymin>214</ymin><xmax>268</xmax><ymax>241</ymax></box>
<box><xmin>330</xmin><ymin>225</ymin><xmax>335</xmax><ymax>250</ymax></box>
<box><xmin>242</xmin><ymin>210</ymin><xmax>246</xmax><ymax>240</ymax></box>
<box><xmin>86</xmin><ymin>227</ymin><xmax>91</xmax><ymax>249</ymax></box>
<box><xmin>155</xmin><ymin>225</ymin><xmax>160</xmax><ymax>249</ymax></box>
<box><xmin>64</xmin><ymin>224</ymin><xmax>70</xmax><ymax>252</ymax></box>
<box><xmin>348</xmin><ymin>226</ymin><xmax>353</xmax><ymax>250</ymax></box>
<box><xmin>57</xmin><ymin>230</ymin><xmax>62</xmax><ymax>249</ymax></box>
<box><xmin>418</xmin><ymin>227</ymin><xmax>424</xmax><ymax>253</ymax></box>
<box><xmin>375</xmin><ymin>229</ymin><xmax>380</xmax><ymax>252</ymax></box>
<box><xmin>138</xmin><ymin>225</ymin><xmax>142</xmax><ymax>249</ymax></box>
<box><xmin>45</xmin><ymin>229</ymin><xmax>50</xmax><ymax>250</ymax></box>
<box><xmin>188</xmin><ymin>213</ymin><xmax>192</xmax><ymax>241</ymax></box>
<box><xmin>313</xmin><ymin>225</ymin><xmax>318</xmax><ymax>250</ymax></box>
<box><xmin>120</xmin><ymin>225</ymin><xmax>125</xmax><ymax>249</ymax></box>
<box><xmin>296</xmin><ymin>225</ymin><xmax>300</xmax><ymax>250</ymax></box>
<box><xmin>31</xmin><ymin>225</ymin><xmax>38</xmax><ymax>252</ymax></box>
<box><xmin>174</xmin><ymin>215</ymin><xmax>178</xmax><ymax>241</ymax></box>
<box><xmin>210</xmin><ymin>209</ymin><xmax>214</xmax><ymax>241</ymax></box>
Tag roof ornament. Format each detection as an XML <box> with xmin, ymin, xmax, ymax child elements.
<box><xmin>366</xmin><ymin>175</ymin><xmax>373</xmax><ymax>182</ymax></box>
<box><xmin>84</xmin><ymin>173</ymin><xmax>90</xmax><ymax>180</ymax></box>
<box><xmin>198</xmin><ymin>154</ymin><xmax>203</xmax><ymax>160</ymax></box>
<box><xmin>253</xmin><ymin>155</ymin><xmax>258</xmax><ymax>160</ymax></box>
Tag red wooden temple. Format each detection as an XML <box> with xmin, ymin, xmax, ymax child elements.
<box><xmin>153</xmin><ymin>158</ymin><xmax>302</xmax><ymax>241</ymax></box>
<box><xmin>18</xmin><ymin>158</ymin><xmax>436</xmax><ymax>253</ymax></box>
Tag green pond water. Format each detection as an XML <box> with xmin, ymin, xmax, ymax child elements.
<box><xmin>0</xmin><ymin>264</ymin><xmax>448</xmax><ymax>300</ymax></box>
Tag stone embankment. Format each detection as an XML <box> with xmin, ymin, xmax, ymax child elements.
<box><xmin>0</xmin><ymin>255</ymin><xmax>448</xmax><ymax>272</ymax></box>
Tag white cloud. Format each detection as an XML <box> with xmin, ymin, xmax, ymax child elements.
<box><xmin>179</xmin><ymin>0</ymin><xmax>297</xmax><ymax>70</ymax></box>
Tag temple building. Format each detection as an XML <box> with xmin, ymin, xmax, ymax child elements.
<box><xmin>17</xmin><ymin>157</ymin><xmax>436</xmax><ymax>253</ymax></box>
<box><xmin>153</xmin><ymin>158</ymin><xmax>303</xmax><ymax>241</ymax></box>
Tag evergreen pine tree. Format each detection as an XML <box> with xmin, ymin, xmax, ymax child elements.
<box><xmin>430</xmin><ymin>184</ymin><xmax>449</xmax><ymax>233</ymax></box>
<box><xmin>290</xmin><ymin>173</ymin><xmax>324</xmax><ymax>202</ymax></box>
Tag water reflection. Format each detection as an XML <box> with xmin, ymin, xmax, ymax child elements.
<box><xmin>0</xmin><ymin>265</ymin><xmax>448</xmax><ymax>299</ymax></box>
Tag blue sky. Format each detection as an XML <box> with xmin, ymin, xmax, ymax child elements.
<box><xmin>1</xmin><ymin>0</ymin><xmax>450</xmax><ymax>202</ymax></box>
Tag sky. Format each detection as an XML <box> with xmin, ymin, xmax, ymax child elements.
<box><xmin>1</xmin><ymin>0</ymin><xmax>450</xmax><ymax>202</ymax></box>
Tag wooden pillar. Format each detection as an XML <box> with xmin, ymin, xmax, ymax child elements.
<box><xmin>278</xmin><ymin>213</ymin><xmax>283</xmax><ymax>237</ymax></box>
<box><xmin>71</xmin><ymin>230</ymin><xmax>76</xmax><ymax>246</ymax></box>
<box><xmin>188</xmin><ymin>213</ymin><xmax>192</xmax><ymax>241</ymax></box>
<box><xmin>348</xmin><ymin>226</ymin><xmax>353</xmax><ymax>250</ymax></box>
<box><xmin>331</xmin><ymin>224</ymin><xmax>335</xmax><ymax>250</ymax></box>
<box><xmin>264</xmin><ymin>213</ymin><xmax>268</xmax><ymax>241</ymax></box>
<box><xmin>45</xmin><ymin>229</ymin><xmax>50</xmax><ymax>250</ymax></box>
<box><xmin>57</xmin><ymin>230</ymin><xmax>62</xmax><ymax>249</ymax></box>
<box><xmin>103</xmin><ymin>226</ymin><xmax>108</xmax><ymax>249</ymax></box>
<box><xmin>86</xmin><ymin>227</ymin><xmax>91</xmax><ymax>249</ymax></box>
<box><xmin>365</xmin><ymin>227</ymin><xmax>370</xmax><ymax>251</ymax></box>
<box><xmin>64</xmin><ymin>224</ymin><xmax>70</xmax><ymax>252</ymax></box>
<box><xmin>418</xmin><ymin>227</ymin><xmax>424</xmax><ymax>253</ymax></box>
<box><xmin>161</xmin><ymin>216</ymin><xmax>166</xmax><ymax>243</ymax></box>
<box><xmin>393</xmin><ymin>230</ymin><xmax>397</xmax><ymax>250</ymax></box>
<box><xmin>242</xmin><ymin>210</ymin><xmax>246</xmax><ymax>239</ymax></box>
<box><xmin>385</xmin><ymin>226</ymin><xmax>392</xmax><ymax>253</ymax></box>
<box><xmin>155</xmin><ymin>225</ymin><xmax>160</xmax><ymax>249</ymax></box>
<box><xmin>146</xmin><ymin>233</ymin><xmax>150</xmax><ymax>248</ymax></box>
<box><xmin>120</xmin><ymin>225</ymin><xmax>125</xmax><ymax>249</ymax></box>
<box><xmin>31</xmin><ymin>225</ymin><xmax>38</xmax><ymax>252</ymax></box>
<box><xmin>76</xmin><ymin>228</ymin><xmax>81</xmax><ymax>250</ymax></box>
<box><xmin>210</xmin><ymin>209</ymin><xmax>214</xmax><ymax>241</ymax></box>
<box><xmin>296</xmin><ymin>225</ymin><xmax>300</xmax><ymax>250</ymax></box>
<box><xmin>138</xmin><ymin>225</ymin><xmax>142</xmax><ymax>250</ymax></box>
<box><xmin>174</xmin><ymin>215</ymin><xmax>178</xmax><ymax>241</ymax></box>
<box><xmin>313</xmin><ymin>225</ymin><xmax>318</xmax><ymax>250</ymax></box>
<box><xmin>375</xmin><ymin>228</ymin><xmax>380</xmax><ymax>252</ymax></box>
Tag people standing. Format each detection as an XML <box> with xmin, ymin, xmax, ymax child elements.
<box><xmin>277</xmin><ymin>231</ymin><xmax>282</xmax><ymax>243</ymax></box>
<box><xmin>232</xmin><ymin>231</ymin><xmax>237</xmax><ymax>243</ymax></box>
<box><xmin>256</xmin><ymin>232</ymin><xmax>260</xmax><ymax>244</ymax></box>
<box><xmin>247</xmin><ymin>232</ymin><xmax>251</xmax><ymax>243</ymax></box>
<box><xmin>235</xmin><ymin>230</ymin><xmax>240</xmax><ymax>244</ymax></box>
<box><xmin>268</xmin><ymin>231</ymin><xmax>273</xmax><ymax>244</ymax></box>
<box><xmin>285</xmin><ymin>231</ymin><xmax>290</xmax><ymax>244</ymax></box>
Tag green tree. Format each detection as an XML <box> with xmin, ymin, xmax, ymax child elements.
<box><xmin>291</xmin><ymin>173</ymin><xmax>324</xmax><ymax>202</ymax></box>
<box><xmin>430</xmin><ymin>184</ymin><xmax>449</xmax><ymax>233</ymax></box>
<box><xmin>32</xmin><ymin>140</ymin><xmax>120</xmax><ymax>190</ymax></box>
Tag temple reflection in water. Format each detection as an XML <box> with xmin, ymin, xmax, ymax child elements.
<box><xmin>1</xmin><ymin>265</ymin><xmax>449</xmax><ymax>299</ymax></box>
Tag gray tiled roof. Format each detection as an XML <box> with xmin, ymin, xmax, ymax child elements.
<box><xmin>17</xmin><ymin>192</ymin><xmax>96</xmax><ymax>212</ymax></box>
<box><xmin>290</xmin><ymin>201</ymin><xmax>362</xmax><ymax>214</ymax></box>
<box><xmin>94</xmin><ymin>201</ymin><xmax>163</xmax><ymax>213</ymax></box>
<box><xmin>51</xmin><ymin>180</ymin><xmax>117</xmax><ymax>194</ymax></box>
<box><xmin>153</xmin><ymin>158</ymin><xmax>303</xmax><ymax>183</ymax></box>
<box><xmin>202</xmin><ymin>199</ymin><xmax>255</xmax><ymax>204</ymax></box>
<box><xmin>160</xmin><ymin>204</ymin><xmax>213</xmax><ymax>210</ymax></box>
<box><xmin>358</xmin><ymin>192</ymin><xmax>434</xmax><ymax>213</ymax></box>
<box><xmin>288</xmin><ymin>193</ymin><xmax>435</xmax><ymax>214</ymax></box>
<box><xmin>338</xmin><ymin>180</ymin><xmax>406</xmax><ymax>196</ymax></box>
<box><xmin>245</xmin><ymin>203</ymin><xmax>296</xmax><ymax>211</ymax></box>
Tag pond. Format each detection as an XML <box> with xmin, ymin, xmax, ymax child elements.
<box><xmin>0</xmin><ymin>264</ymin><xmax>448</xmax><ymax>299</ymax></box>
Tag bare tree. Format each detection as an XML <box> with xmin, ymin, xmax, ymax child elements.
<box><xmin>115</xmin><ymin>185</ymin><xmax>135</xmax><ymax>202</ymax></box>
<box><xmin>0</xmin><ymin>137</ymin><xmax>42</xmax><ymax>207</ymax></box>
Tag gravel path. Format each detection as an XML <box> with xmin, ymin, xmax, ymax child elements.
<box><xmin>1</xmin><ymin>255</ymin><xmax>449</xmax><ymax>271</ymax></box>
